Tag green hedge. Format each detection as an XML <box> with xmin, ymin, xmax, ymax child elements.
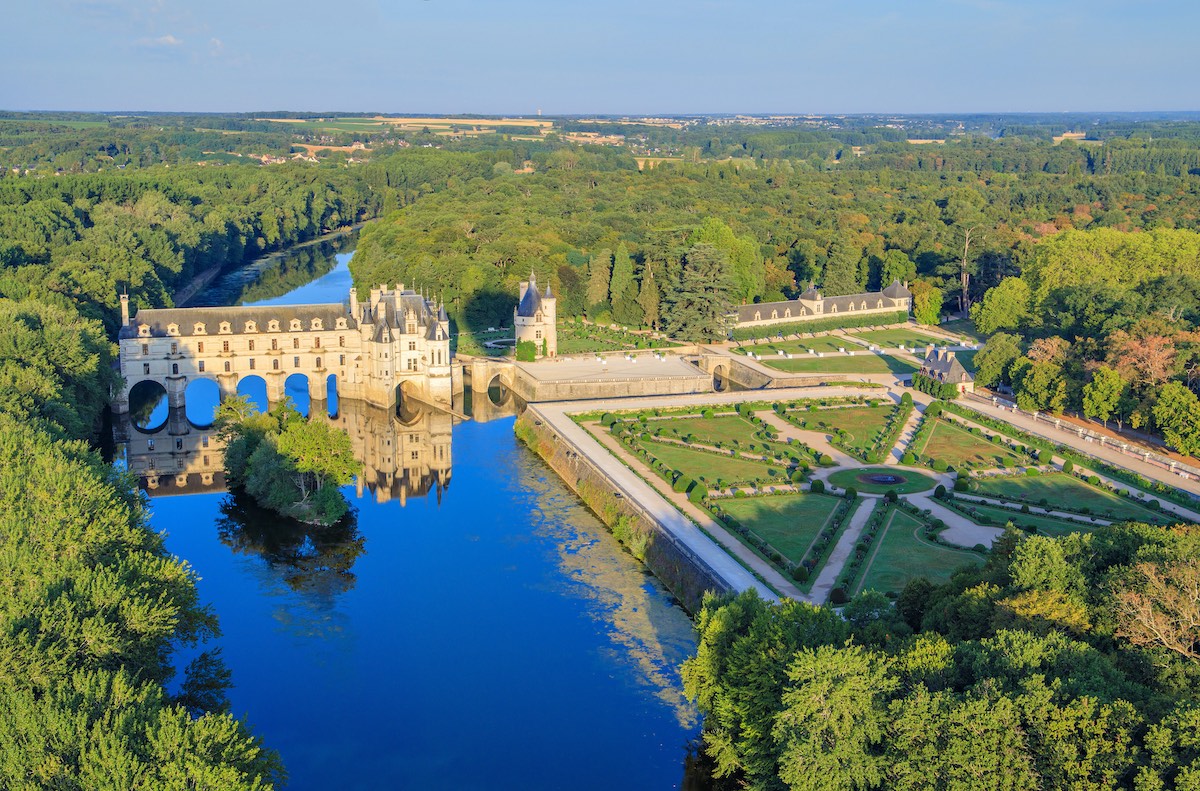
<box><xmin>912</xmin><ymin>372</ymin><xmax>961</xmax><ymax>400</ymax></box>
<box><xmin>515</xmin><ymin>339</ymin><xmax>537</xmax><ymax>361</ymax></box>
<box><xmin>731</xmin><ymin>310</ymin><xmax>909</xmax><ymax>341</ymax></box>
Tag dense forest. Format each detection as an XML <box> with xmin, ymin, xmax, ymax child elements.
<box><xmin>685</xmin><ymin>522</ymin><xmax>1200</xmax><ymax>790</ymax></box>
<box><xmin>3</xmin><ymin>112</ymin><xmax>1200</xmax><ymax>785</ymax></box>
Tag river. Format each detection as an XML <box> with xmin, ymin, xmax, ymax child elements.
<box><xmin>120</xmin><ymin>236</ymin><xmax>703</xmax><ymax>789</ymax></box>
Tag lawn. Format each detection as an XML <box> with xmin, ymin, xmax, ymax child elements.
<box><xmin>557</xmin><ymin>323</ymin><xmax>677</xmax><ymax>354</ymax></box>
<box><xmin>856</xmin><ymin>508</ymin><xmax>983</xmax><ymax>595</ymax></box>
<box><xmin>851</xmin><ymin>327</ymin><xmax>946</xmax><ymax>349</ymax></box>
<box><xmin>827</xmin><ymin>467</ymin><xmax>938</xmax><ymax>495</ymax></box>
<box><xmin>792</xmin><ymin>405</ymin><xmax>895</xmax><ymax>456</ymax></box>
<box><xmin>719</xmin><ymin>493</ymin><xmax>842</xmax><ymax>564</ymax></box>
<box><xmin>938</xmin><ymin>319</ymin><xmax>986</xmax><ymax>343</ymax></box>
<box><xmin>736</xmin><ymin>337</ymin><xmax>849</xmax><ymax>355</ymax></box>
<box><xmin>758</xmin><ymin>353</ymin><xmax>918</xmax><ymax>375</ymax></box>
<box><xmin>647</xmin><ymin>415</ymin><xmax>799</xmax><ymax>459</ymax></box>
<box><xmin>955</xmin><ymin>501</ymin><xmax>1098</xmax><ymax>537</ymax></box>
<box><xmin>972</xmin><ymin>473</ymin><xmax>1168</xmax><ymax>523</ymax></box>
<box><xmin>637</xmin><ymin>438</ymin><xmax>787</xmax><ymax>486</ymax></box>
<box><xmin>916</xmin><ymin>419</ymin><xmax>1027</xmax><ymax>470</ymax></box>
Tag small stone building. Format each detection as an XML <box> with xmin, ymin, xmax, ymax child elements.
<box><xmin>920</xmin><ymin>345</ymin><xmax>974</xmax><ymax>395</ymax></box>
<box><xmin>513</xmin><ymin>271</ymin><xmax>556</xmax><ymax>357</ymax></box>
<box><xmin>734</xmin><ymin>280</ymin><xmax>912</xmax><ymax>329</ymax></box>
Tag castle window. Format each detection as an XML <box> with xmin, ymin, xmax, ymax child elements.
<box><xmin>335</xmin><ymin>318</ymin><xmax>347</xmax><ymax>329</ymax></box>
<box><xmin>876</xmin><ymin>300</ymin><xmax>883</xmax><ymax>308</ymax></box>
<box><xmin>198</xmin><ymin>361</ymin><xmax>205</xmax><ymax>373</ymax></box>
<box><xmin>272</xmin><ymin>359</ymin><xmax>280</xmax><ymax>370</ymax></box>
<box><xmin>314</xmin><ymin>337</ymin><xmax>321</xmax><ymax>348</ymax></box>
<box><xmin>271</xmin><ymin>339</ymin><xmax>278</xmax><ymax>351</ymax></box>
<box><xmin>754</xmin><ymin>311</ymin><xmax>761</xmax><ymax>321</ymax></box>
<box><xmin>170</xmin><ymin>342</ymin><xmax>178</xmax><ymax>355</ymax></box>
<box><xmin>293</xmin><ymin>338</ymin><xmax>300</xmax><ymax>349</ymax></box>
<box><xmin>176</xmin><ymin>439</ymin><xmax>183</xmax><ymax>451</ymax></box>
<box><xmin>197</xmin><ymin>342</ymin><xmax>204</xmax><ymax>353</ymax></box>
<box><xmin>407</xmin><ymin>323</ymin><xmax>416</xmax><ymax>335</ymax></box>
<box><xmin>147</xmin><ymin>440</ymin><xmax>154</xmax><ymax>451</ymax></box>
<box><xmin>249</xmin><ymin>359</ymin><xmax>256</xmax><ymax>370</ymax></box>
<box><xmin>222</xmin><ymin>340</ymin><xmax>230</xmax><ymax>353</ymax></box>
<box><xmin>289</xmin><ymin>319</ymin><xmax>301</xmax><ymax>331</ymax></box>
<box><xmin>831</xmin><ymin>305</ymin><xmax>838</xmax><ymax>313</ymax></box>
<box><xmin>784</xmin><ymin>309</ymin><xmax>791</xmax><ymax>318</ymax></box>
<box><xmin>248</xmin><ymin>340</ymin><xmax>255</xmax><ymax>351</ymax></box>
<box><xmin>138</xmin><ymin>325</ymin><xmax>150</xmax><ymax>337</ymax></box>
<box><xmin>219</xmin><ymin>322</ymin><xmax>231</xmax><ymax>334</ymax></box>
<box><xmin>316</xmin><ymin>357</ymin><xmax>321</xmax><ymax>369</ymax></box>
<box><xmin>167</xmin><ymin>323</ymin><xmax>179</xmax><ymax>336</ymax></box>
<box><xmin>536</xmin><ymin>312</ymin><xmax>541</xmax><ymax>322</ymax></box>
<box><xmin>268</xmin><ymin>320</ymin><xmax>280</xmax><ymax>332</ymax></box>
<box><xmin>193</xmin><ymin>323</ymin><xmax>206</xmax><ymax>335</ymax></box>
<box><xmin>861</xmin><ymin>301</ymin><xmax>867</xmax><ymax>310</ymax></box>
<box><xmin>171</xmin><ymin>364</ymin><xmax>179</xmax><ymax>375</ymax></box>
<box><xmin>143</xmin><ymin>363</ymin><xmax>150</xmax><ymax>375</ymax></box>
<box><xmin>339</xmin><ymin>336</ymin><xmax>345</xmax><ymax>347</ymax></box>
<box><xmin>224</xmin><ymin>361</ymin><xmax>231</xmax><ymax>373</ymax></box>
<box><xmin>245</xmin><ymin>320</ymin><xmax>257</xmax><ymax>333</ymax></box>
<box><xmin>311</xmin><ymin>318</ymin><xmax>323</xmax><ymax>330</ymax></box>
<box><xmin>847</xmin><ymin>303</ymin><xmax>855</xmax><ymax>311</ymax></box>
<box><xmin>408</xmin><ymin>341</ymin><xmax>416</xmax><ymax>351</ymax></box>
<box><xmin>340</xmin><ymin>355</ymin><xmax>345</xmax><ymax>366</ymax></box>
<box><xmin>294</xmin><ymin>356</ymin><xmax>300</xmax><ymax>368</ymax></box>
<box><xmin>202</xmin><ymin>436</ymin><xmax>209</xmax><ymax>448</ymax></box>
<box><xmin>407</xmin><ymin>358</ymin><xmax>417</xmax><ymax>371</ymax></box>
<box><xmin>142</xmin><ymin>343</ymin><xmax>149</xmax><ymax>356</ymax></box>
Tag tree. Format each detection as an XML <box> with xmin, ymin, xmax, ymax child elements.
<box><xmin>873</xmin><ymin>250</ymin><xmax>916</xmax><ymax>291</ymax></box>
<box><xmin>1152</xmin><ymin>381</ymin><xmax>1200</xmax><ymax>456</ymax></box>
<box><xmin>688</xmin><ymin>217</ymin><xmax>764</xmax><ymax>303</ymax></box>
<box><xmin>971</xmin><ymin>277</ymin><xmax>1032</xmax><ymax>335</ymax></box>
<box><xmin>664</xmin><ymin>244</ymin><xmax>735</xmax><ymax>342</ymax></box>
<box><xmin>1012</xmin><ymin>357</ymin><xmax>1068</xmax><ymax>414</ymax></box>
<box><xmin>637</xmin><ymin>264</ymin><xmax>661</xmax><ymax>329</ymax></box>
<box><xmin>910</xmin><ymin>280</ymin><xmax>944</xmax><ymax>325</ymax></box>
<box><xmin>608</xmin><ymin>244</ymin><xmax>634</xmax><ymax>305</ymax></box>
<box><xmin>974</xmin><ymin>332</ymin><xmax>1022</xmax><ymax>389</ymax></box>
<box><xmin>586</xmin><ymin>248</ymin><xmax>611</xmax><ymax>314</ymax></box>
<box><xmin>1082</xmin><ymin>365</ymin><xmax>1127</xmax><ymax>428</ymax></box>
<box><xmin>822</xmin><ymin>238</ymin><xmax>863</xmax><ymax>296</ymax></box>
<box><xmin>1115</xmin><ymin>559</ymin><xmax>1200</xmax><ymax>662</ymax></box>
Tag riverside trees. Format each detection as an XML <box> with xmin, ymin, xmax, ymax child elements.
<box><xmin>684</xmin><ymin>523</ymin><xmax>1200</xmax><ymax>791</ymax></box>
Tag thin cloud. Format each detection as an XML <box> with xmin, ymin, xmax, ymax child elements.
<box><xmin>135</xmin><ymin>33</ymin><xmax>182</xmax><ymax>47</ymax></box>
<box><xmin>209</xmin><ymin>37</ymin><xmax>224</xmax><ymax>55</ymax></box>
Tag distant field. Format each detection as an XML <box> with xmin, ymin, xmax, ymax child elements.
<box><xmin>257</xmin><ymin>116</ymin><xmax>555</xmax><ymax>136</ymax></box>
<box><xmin>759</xmin><ymin>354</ymin><xmax>918</xmax><ymax>375</ymax></box>
<box><xmin>856</xmin><ymin>508</ymin><xmax>983</xmax><ymax>595</ymax></box>
<box><xmin>0</xmin><ymin>118</ymin><xmax>109</xmax><ymax>129</ymax></box>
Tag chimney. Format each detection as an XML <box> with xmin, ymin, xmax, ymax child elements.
<box><xmin>120</xmin><ymin>292</ymin><xmax>130</xmax><ymax>326</ymax></box>
<box><xmin>349</xmin><ymin>287</ymin><xmax>359</xmax><ymax>318</ymax></box>
<box><xmin>925</xmin><ymin>343</ymin><xmax>935</xmax><ymax>359</ymax></box>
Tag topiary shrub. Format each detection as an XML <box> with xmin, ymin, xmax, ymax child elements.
<box><xmin>924</xmin><ymin>402</ymin><xmax>943</xmax><ymax>419</ymax></box>
<box><xmin>810</xmin><ymin>479</ymin><xmax>826</xmax><ymax>494</ymax></box>
<box><xmin>884</xmin><ymin>489</ymin><xmax>898</xmax><ymax>503</ymax></box>
<box><xmin>953</xmin><ymin>479</ymin><xmax>968</xmax><ymax>492</ymax></box>
<box><xmin>818</xmin><ymin>454</ymin><xmax>835</xmax><ymax>467</ymax></box>
<box><xmin>672</xmin><ymin>474</ymin><xmax>692</xmax><ymax>493</ymax></box>
<box><xmin>791</xmin><ymin>566</ymin><xmax>809</xmax><ymax>583</ymax></box>
<box><xmin>829</xmin><ymin>587</ymin><xmax>849</xmax><ymax>605</ymax></box>
<box><xmin>1063</xmin><ymin>460</ymin><xmax>1074</xmax><ymax>474</ymax></box>
<box><xmin>934</xmin><ymin>484</ymin><xmax>947</xmax><ymax>499</ymax></box>
<box><xmin>901</xmin><ymin>452</ymin><xmax>916</xmax><ymax>465</ymax></box>
<box><xmin>688</xmin><ymin>484</ymin><xmax>708</xmax><ymax>504</ymax></box>
<box><xmin>1025</xmin><ymin>467</ymin><xmax>1040</xmax><ymax>476</ymax></box>
<box><xmin>932</xmin><ymin>459</ymin><xmax>949</xmax><ymax>473</ymax></box>
<box><xmin>844</xmin><ymin>487</ymin><xmax>858</xmax><ymax>500</ymax></box>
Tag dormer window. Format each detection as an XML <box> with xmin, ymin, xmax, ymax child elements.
<box><xmin>268</xmin><ymin>320</ymin><xmax>280</xmax><ymax>332</ymax></box>
<box><xmin>219</xmin><ymin>322</ymin><xmax>232</xmax><ymax>334</ymax></box>
<box><xmin>771</xmin><ymin>310</ymin><xmax>778</xmax><ymax>319</ymax></box>
<box><xmin>876</xmin><ymin>300</ymin><xmax>883</xmax><ymax>308</ymax></box>
<box><xmin>784</xmin><ymin>309</ymin><xmax>791</xmax><ymax>318</ymax></box>
<box><xmin>847</xmin><ymin>303</ymin><xmax>855</xmax><ymax>311</ymax></box>
<box><xmin>335</xmin><ymin>318</ymin><xmax>348</xmax><ymax>329</ymax></box>
<box><xmin>166</xmin><ymin>323</ymin><xmax>180</xmax><ymax>336</ymax></box>
<box><xmin>245</xmin><ymin>320</ymin><xmax>258</xmax><ymax>333</ymax></box>
<box><xmin>311</xmin><ymin>318</ymin><xmax>323</xmax><ymax>330</ymax></box>
<box><xmin>193</xmin><ymin>323</ymin><xmax>207</xmax><ymax>335</ymax></box>
<box><xmin>289</xmin><ymin>319</ymin><xmax>302</xmax><ymax>331</ymax></box>
<box><xmin>754</xmin><ymin>311</ymin><xmax>761</xmax><ymax>321</ymax></box>
<box><xmin>138</xmin><ymin>325</ymin><xmax>150</xmax><ymax>337</ymax></box>
<box><xmin>861</xmin><ymin>301</ymin><xmax>867</xmax><ymax>310</ymax></box>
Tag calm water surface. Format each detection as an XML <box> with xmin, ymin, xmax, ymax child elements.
<box><xmin>141</xmin><ymin>243</ymin><xmax>701</xmax><ymax>789</ymax></box>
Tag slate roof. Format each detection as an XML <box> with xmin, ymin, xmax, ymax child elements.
<box><xmin>882</xmin><ymin>280</ymin><xmax>912</xmax><ymax>299</ymax></box>
<box><xmin>921</xmin><ymin>348</ymin><xmax>973</xmax><ymax>383</ymax></box>
<box><xmin>516</xmin><ymin>284</ymin><xmax>542</xmax><ymax>318</ymax></box>
<box><xmin>121</xmin><ymin>304</ymin><xmax>354</xmax><ymax>339</ymax></box>
<box><xmin>735</xmin><ymin>291</ymin><xmax>896</xmax><ymax>323</ymax></box>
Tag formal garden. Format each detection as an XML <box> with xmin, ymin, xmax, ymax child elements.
<box><xmin>579</xmin><ymin>388</ymin><xmax>1190</xmax><ymax>605</ymax></box>
<box><xmin>556</xmin><ymin>319</ymin><xmax>679</xmax><ymax>354</ymax></box>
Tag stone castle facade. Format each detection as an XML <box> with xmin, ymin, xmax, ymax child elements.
<box><xmin>513</xmin><ymin>271</ymin><xmax>556</xmax><ymax>357</ymax></box>
<box><xmin>734</xmin><ymin>280</ymin><xmax>912</xmax><ymax>329</ymax></box>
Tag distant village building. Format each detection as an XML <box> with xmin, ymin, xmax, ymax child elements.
<box><xmin>919</xmin><ymin>345</ymin><xmax>974</xmax><ymax>395</ymax></box>
<box><xmin>734</xmin><ymin>280</ymin><xmax>912</xmax><ymax>329</ymax></box>
<box><xmin>513</xmin><ymin>271</ymin><xmax>556</xmax><ymax>357</ymax></box>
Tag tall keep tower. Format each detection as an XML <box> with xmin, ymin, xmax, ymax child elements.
<box><xmin>513</xmin><ymin>270</ymin><xmax>556</xmax><ymax>358</ymax></box>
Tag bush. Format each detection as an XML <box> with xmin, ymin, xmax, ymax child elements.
<box><xmin>791</xmin><ymin>566</ymin><xmax>809</xmax><ymax>583</ymax></box>
<box><xmin>1063</xmin><ymin>460</ymin><xmax>1074</xmax><ymax>474</ymax></box>
<box><xmin>932</xmin><ymin>459</ymin><xmax>949</xmax><ymax>473</ymax></box>
<box><xmin>901</xmin><ymin>452</ymin><xmax>917</xmax><ymax>465</ymax></box>
<box><xmin>1087</xmin><ymin>475</ymin><xmax>1101</xmax><ymax>486</ymax></box>
<box><xmin>900</xmin><ymin>391</ymin><xmax>913</xmax><ymax>406</ymax></box>
<box><xmin>1021</xmin><ymin>504</ymin><xmax>1031</xmax><ymax>513</ymax></box>
<box><xmin>953</xmin><ymin>479</ymin><xmax>969</xmax><ymax>492</ymax></box>
<box><xmin>1025</xmin><ymin>467</ymin><xmax>1041</xmax><ymax>476</ymax></box>
<box><xmin>844</xmin><ymin>487</ymin><xmax>858</xmax><ymax>500</ymax></box>
<box><xmin>924</xmin><ymin>401</ymin><xmax>943</xmax><ymax>419</ymax></box>
<box><xmin>672</xmin><ymin>474</ymin><xmax>692</xmax><ymax>493</ymax></box>
<box><xmin>810</xmin><ymin>479</ymin><xmax>826</xmax><ymax>494</ymax></box>
<box><xmin>790</xmin><ymin>469</ymin><xmax>806</xmax><ymax>484</ymax></box>
<box><xmin>829</xmin><ymin>587</ymin><xmax>849</xmax><ymax>605</ymax></box>
<box><xmin>515</xmin><ymin>339</ymin><xmax>538</xmax><ymax>361</ymax></box>
<box><xmin>934</xmin><ymin>484</ymin><xmax>947</xmax><ymax>498</ymax></box>
<box><xmin>600</xmin><ymin>412</ymin><xmax>617</xmax><ymax>427</ymax></box>
<box><xmin>818</xmin><ymin>454</ymin><xmax>835</xmax><ymax>467</ymax></box>
<box><xmin>688</xmin><ymin>485</ymin><xmax>708</xmax><ymax>504</ymax></box>
<box><xmin>884</xmin><ymin>489</ymin><xmax>898</xmax><ymax>503</ymax></box>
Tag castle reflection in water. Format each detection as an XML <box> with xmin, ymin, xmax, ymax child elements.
<box><xmin>114</xmin><ymin>390</ymin><xmax>516</xmax><ymax>506</ymax></box>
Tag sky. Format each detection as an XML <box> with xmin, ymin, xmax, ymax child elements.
<box><xmin>4</xmin><ymin>0</ymin><xmax>1198</xmax><ymax>114</ymax></box>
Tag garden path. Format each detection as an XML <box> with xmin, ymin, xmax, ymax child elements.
<box><xmin>887</xmin><ymin>402</ymin><xmax>926</xmax><ymax>465</ymax></box>
<box><xmin>907</xmin><ymin>494</ymin><xmax>1005</xmax><ymax>548</ymax></box>
<box><xmin>809</xmin><ymin>497</ymin><xmax>877</xmax><ymax>604</ymax></box>
<box><xmin>756</xmin><ymin>411</ymin><xmax>859</xmax><ymax>467</ymax></box>
<box><xmin>953</xmin><ymin>493</ymin><xmax>1115</xmax><ymax>526</ymax></box>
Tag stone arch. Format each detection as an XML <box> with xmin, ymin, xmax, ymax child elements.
<box><xmin>184</xmin><ymin>377</ymin><xmax>221</xmax><ymax>428</ymax></box>
<box><xmin>236</xmin><ymin>375</ymin><xmax>269</xmax><ymax>413</ymax></box>
<box><xmin>285</xmin><ymin>373</ymin><xmax>311</xmax><ymax>417</ymax></box>
<box><xmin>128</xmin><ymin>379</ymin><xmax>169</xmax><ymax>433</ymax></box>
<box><xmin>711</xmin><ymin>362</ymin><xmax>730</xmax><ymax>392</ymax></box>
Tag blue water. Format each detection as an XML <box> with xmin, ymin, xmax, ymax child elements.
<box><xmin>148</xmin><ymin>244</ymin><xmax>701</xmax><ymax>789</ymax></box>
<box><xmin>245</xmin><ymin>252</ymin><xmax>355</xmax><ymax>307</ymax></box>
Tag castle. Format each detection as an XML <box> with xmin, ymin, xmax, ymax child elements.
<box><xmin>734</xmin><ymin>280</ymin><xmax>912</xmax><ymax>329</ymax></box>
<box><xmin>114</xmin><ymin>284</ymin><xmax>454</xmax><ymax>419</ymax></box>
<box><xmin>513</xmin><ymin>270</ymin><xmax>556</xmax><ymax>357</ymax></box>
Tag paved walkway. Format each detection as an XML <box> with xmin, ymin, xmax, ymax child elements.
<box><xmin>908</xmin><ymin>494</ymin><xmax>1006</xmax><ymax>548</ymax></box>
<box><xmin>530</xmin><ymin>401</ymin><xmax>786</xmax><ymax>602</ymax></box>
<box><xmin>756</xmin><ymin>411</ymin><xmax>859</xmax><ymax>468</ymax></box>
<box><xmin>888</xmin><ymin>402</ymin><xmax>926</xmax><ymax>464</ymax></box>
<box><xmin>809</xmin><ymin>497</ymin><xmax>876</xmax><ymax>602</ymax></box>
<box><xmin>953</xmin><ymin>493</ymin><xmax>1114</xmax><ymax>526</ymax></box>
